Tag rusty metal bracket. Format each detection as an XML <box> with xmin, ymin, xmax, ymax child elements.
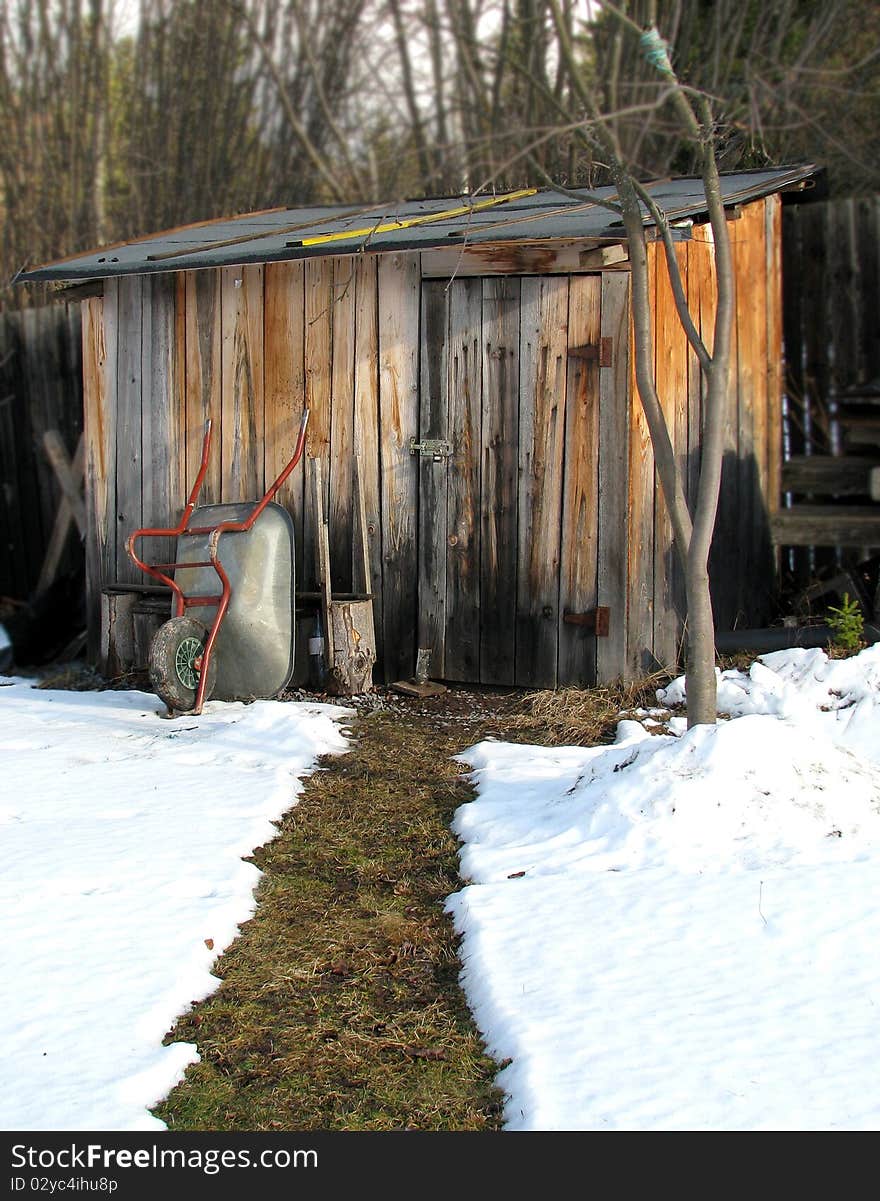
<box><xmin>409</xmin><ymin>437</ymin><xmax>452</xmax><ymax>461</ymax></box>
<box><xmin>563</xmin><ymin>606</ymin><xmax>610</xmax><ymax>637</ymax></box>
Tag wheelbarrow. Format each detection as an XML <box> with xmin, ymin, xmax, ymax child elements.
<box><xmin>127</xmin><ymin>409</ymin><xmax>310</xmax><ymax>715</ymax></box>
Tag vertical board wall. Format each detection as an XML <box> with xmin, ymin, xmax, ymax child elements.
<box><xmin>82</xmin><ymin>196</ymin><xmax>783</xmax><ymax>686</ymax></box>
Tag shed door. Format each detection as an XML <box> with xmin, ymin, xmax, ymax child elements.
<box><xmin>417</xmin><ymin>273</ymin><xmax>615</xmax><ymax>689</ymax></box>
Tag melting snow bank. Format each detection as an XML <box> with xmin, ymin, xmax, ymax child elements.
<box><xmin>446</xmin><ymin>646</ymin><xmax>880</xmax><ymax>1130</ymax></box>
<box><xmin>0</xmin><ymin>680</ymin><xmax>350</xmax><ymax>1131</ymax></box>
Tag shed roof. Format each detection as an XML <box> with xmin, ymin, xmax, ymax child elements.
<box><xmin>19</xmin><ymin>165</ymin><xmax>816</xmax><ymax>283</ymax></box>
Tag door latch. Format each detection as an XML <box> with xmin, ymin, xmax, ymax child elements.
<box><xmin>409</xmin><ymin>437</ymin><xmax>452</xmax><ymax>462</ymax></box>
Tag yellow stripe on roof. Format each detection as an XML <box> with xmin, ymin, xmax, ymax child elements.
<box><xmin>299</xmin><ymin>188</ymin><xmax>538</xmax><ymax>248</ymax></box>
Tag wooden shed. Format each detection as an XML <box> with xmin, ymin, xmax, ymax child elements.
<box><xmin>20</xmin><ymin>166</ymin><xmax>814</xmax><ymax>688</ymax></box>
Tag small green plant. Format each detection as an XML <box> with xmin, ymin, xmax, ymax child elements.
<box><xmin>827</xmin><ymin>592</ymin><xmax>864</xmax><ymax>653</ymax></box>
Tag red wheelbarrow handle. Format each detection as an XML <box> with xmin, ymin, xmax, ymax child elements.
<box><xmin>189</xmin><ymin>408</ymin><xmax>311</xmax><ymax>712</ymax></box>
<box><xmin>125</xmin><ymin>417</ymin><xmax>216</xmax><ymax>605</ymax></box>
<box><xmin>126</xmin><ymin>409</ymin><xmax>311</xmax><ymax>715</ymax></box>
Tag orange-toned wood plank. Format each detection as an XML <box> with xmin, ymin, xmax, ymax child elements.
<box><xmin>652</xmin><ymin>240</ymin><xmax>689</xmax><ymax>669</ymax></box>
<box><xmin>82</xmin><ymin>290</ymin><xmax>115</xmax><ymax>659</ymax></box>
<box><xmin>765</xmin><ymin>194</ymin><xmax>783</xmax><ymax>517</ymax></box>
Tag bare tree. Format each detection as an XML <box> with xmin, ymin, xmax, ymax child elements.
<box><xmin>0</xmin><ymin>0</ymin><xmax>111</xmax><ymax>303</ymax></box>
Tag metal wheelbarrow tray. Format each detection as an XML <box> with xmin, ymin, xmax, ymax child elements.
<box><xmin>126</xmin><ymin>410</ymin><xmax>309</xmax><ymax>715</ymax></box>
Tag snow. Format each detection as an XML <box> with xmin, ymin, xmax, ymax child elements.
<box><xmin>446</xmin><ymin>646</ymin><xmax>880</xmax><ymax>1130</ymax></box>
<box><xmin>0</xmin><ymin>679</ymin><xmax>350</xmax><ymax>1131</ymax></box>
<box><xmin>5</xmin><ymin>645</ymin><xmax>880</xmax><ymax>1132</ymax></box>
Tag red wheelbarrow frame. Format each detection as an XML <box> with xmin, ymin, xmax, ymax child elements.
<box><xmin>127</xmin><ymin>408</ymin><xmax>310</xmax><ymax>714</ymax></box>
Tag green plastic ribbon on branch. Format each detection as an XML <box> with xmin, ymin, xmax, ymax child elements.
<box><xmin>640</xmin><ymin>25</ymin><xmax>673</xmax><ymax>74</ymax></box>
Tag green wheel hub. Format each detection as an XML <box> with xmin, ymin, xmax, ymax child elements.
<box><xmin>174</xmin><ymin>636</ymin><xmax>204</xmax><ymax>689</ymax></box>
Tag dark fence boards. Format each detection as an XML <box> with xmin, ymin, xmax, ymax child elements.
<box><xmin>779</xmin><ymin>196</ymin><xmax>880</xmax><ymax>575</ymax></box>
<box><xmin>782</xmin><ymin>197</ymin><xmax>880</xmax><ymax>452</ymax></box>
<box><xmin>0</xmin><ymin>303</ymin><xmax>83</xmax><ymax>603</ymax></box>
<box><xmin>79</xmin><ymin>194</ymin><xmax>783</xmax><ymax>687</ymax></box>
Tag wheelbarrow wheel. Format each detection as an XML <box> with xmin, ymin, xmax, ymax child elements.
<box><xmin>149</xmin><ymin>616</ymin><xmax>217</xmax><ymax>712</ymax></box>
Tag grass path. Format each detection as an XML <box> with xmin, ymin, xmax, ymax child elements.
<box><xmin>153</xmin><ymin>692</ymin><xmax>523</xmax><ymax>1131</ymax></box>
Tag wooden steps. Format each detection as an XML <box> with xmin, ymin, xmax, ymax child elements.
<box><xmin>771</xmin><ymin>505</ymin><xmax>880</xmax><ymax>548</ymax></box>
<box><xmin>781</xmin><ymin>455</ymin><xmax>878</xmax><ymax>496</ymax></box>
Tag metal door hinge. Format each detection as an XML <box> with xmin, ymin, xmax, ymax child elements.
<box><xmin>410</xmin><ymin>437</ymin><xmax>452</xmax><ymax>461</ymax></box>
<box><xmin>563</xmin><ymin>606</ymin><xmax>611</xmax><ymax>637</ymax></box>
<box><xmin>568</xmin><ymin>338</ymin><xmax>613</xmax><ymax>368</ymax></box>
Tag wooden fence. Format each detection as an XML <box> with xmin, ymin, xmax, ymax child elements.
<box><xmin>783</xmin><ymin>196</ymin><xmax>880</xmax><ymax>454</ymax></box>
<box><xmin>0</xmin><ymin>304</ymin><xmax>83</xmax><ymax>600</ymax></box>
<box><xmin>780</xmin><ymin>196</ymin><xmax>880</xmax><ymax>584</ymax></box>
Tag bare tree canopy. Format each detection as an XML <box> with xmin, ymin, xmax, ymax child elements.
<box><xmin>2</xmin><ymin>0</ymin><xmax>876</xmax><ymax>305</ymax></box>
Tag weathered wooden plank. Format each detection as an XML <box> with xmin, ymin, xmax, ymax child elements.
<box><xmin>596</xmin><ymin>271</ymin><xmax>631</xmax><ymax>684</ymax></box>
<box><xmin>828</xmin><ymin>198</ymin><xmax>860</xmax><ymax>396</ymax></box>
<box><xmin>221</xmin><ymin>265</ymin><xmax>264</xmax><ymax>503</ymax></box>
<box><xmin>685</xmin><ymin>240</ymin><xmax>704</xmax><ymax>509</ymax></box>
<box><xmin>115</xmin><ymin>275</ymin><xmax>143</xmax><ymax>584</ymax></box>
<box><xmin>184</xmin><ymin>270</ymin><xmax>222</xmax><ymax>504</ymax></box>
<box><xmin>781</xmin><ymin>455</ymin><xmax>877</xmax><ymax>495</ymax></box>
<box><xmin>303</xmin><ymin>257</ymin><xmax>334</xmax><ymax>582</ymax></box>
<box><xmin>626</xmin><ymin>245</ymin><xmax>656</xmax><ymax>679</ymax></box>
<box><xmin>265</xmin><ymin>261</ymin><xmax>307</xmax><ymax>592</ymax></box>
<box><xmin>481</xmin><ymin>276</ymin><xmax>520</xmax><ymax>686</ymax></box>
<box><xmin>517</xmin><ymin>275</ymin><xmax>568</xmax><ymax>687</ymax></box>
<box><xmin>0</xmin><ymin>318</ymin><xmax>29</xmax><ymax>597</ymax></box>
<box><xmin>352</xmin><ymin>256</ymin><xmax>383</xmax><ymax>666</ymax></box>
<box><xmin>718</xmin><ymin>219</ymin><xmax>742</xmax><ymax>630</ymax></box>
<box><xmin>417</xmin><ymin>278</ymin><xmax>450</xmax><ymax>677</ymax></box>
<box><xmin>781</xmin><ymin>206</ymin><xmax>805</xmax><ymax>462</ymax></box>
<box><xmin>21</xmin><ymin>307</ymin><xmax>62</xmax><ymax>545</ymax></box>
<box><xmin>735</xmin><ymin>200</ymin><xmax>773</xmax><ymax>622</ymax></box>
<box><xmin>558</xmin><ymin>274</ymin><xmax>600</xmax><ymax>687</ymax></box>
<box><xmin>329</xmin><ymin>258</ymin><xmax>357</xmax><ymax>595</ymax></box>
<box><xmin>352</xmin><ymin>456</ymin><xmax>373</xmax><ymax>597</ymax></box>
<box><xmin>421</xmin><ymin>240</ymin><xmax>628</xmax><ymax>278</ymax></box>
<box><xmin>652</xmin><ymin>242</ymin><xmax>689</xmax><ymax>670</ymax></box>
<box><xmin>141</xmin><ymin>274</ymin><xmax>179</xmax><ymax>568</ymax></box>
<box><xmin>771</xmin><ymin>506</ymin><xmax>880</xmax><ymax>548</ymax></box>
<box><xmin>696</xmin><ymin>220</ymin><xmax>740</xmax><ymax>630</ymax></box>
<box><xmin>765</xmin><ymin>195</ymin><xmax>783</xmax><ymax>517</ymax></box>
<box><xmin>174</xmin><ymin>274</ymin><xmax>188</xmax><ymax>509</ymax></box>
<box><xmin>799</xmin><ymin>203</ymin><xmax>831</xmax><ymax>453</ymax></box>
<box><xmin>377</xmin><ymin>252</ymin><xmax>420</xmax><ymax>682</ymax></box>
<box><xmin>445</xmin><ymin>278</ymin><xmax>483</xmax><ymax>683</ymax></box>
<box><xmin>83</xmin><ymin>288</ymin><xmax>117</xmax><ymax>657</ymax></box>
<box><xmin>41</xmin><ymin>430</ymin><xmax>85</xmax><ymax>536</ymax></box>
<box><xmin>309</xmin><ymin>455</ymin><xmax>334</xmax><ymax>668</ymax></box>
<box><xmin>36</xmin><ymin>433</ymin><xmax>86</xmax><ymax>597</ymax></box>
